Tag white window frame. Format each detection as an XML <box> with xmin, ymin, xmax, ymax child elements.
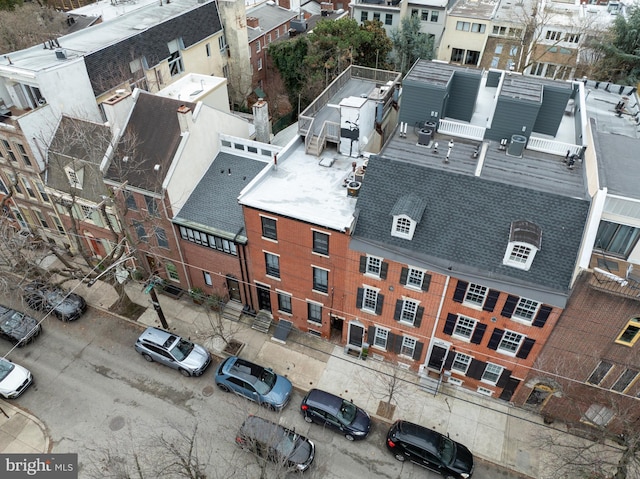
<box><xmin>405</xmin><ymin>266</ymin><xmax>425</xmax><ymax>290</ymax></box>
<box><xmin>481</xmin><ymin>363</ymin><xmax>503</xmax><ymax>384</ymax></box>
<box><xmin>391</xmin><ymin>214</ymin><xmax>416</xmax><ymax>239</ymax></box>
<box><xmin>400</xmin><ymin>336</ymin><xmax>417</xmax><ymax>358</ymax></box>
<box><xmin>399</xmin><ymin>298</ymin><xmax>419</xmax><ymax>325</ymax></box>
<box><xmin>64</xmin><ymin>166</ymin><xmax>83</xmax><ymax>189</ymax></box>
<box><xmin>463</xmin><ymin>283</ymin><xmax>488</xmax><ymax>308</ymax></box>
<box><xmin>512</xmin><ymin>298</ymin><xmax>540</xmax><ymax>323</ymax></box>
<box><xmin>452</xmin><ymin>315</ymin><xmax>477</xmax><ymax>341</ymax></box>
<box><xmin>365</xmin><ymin>255</ymin><xmax>383</xmax><ymax>276</ymax></box>
<box><xmin>583</xmin><ymin>404</ymin><xmax>614</xmax><ymax>426</ymax></box>
<box><xmin>257</xmin><ymin>58</ymin><xmax>263</xmax><ymax>71</ymax></box>
<box><xmin>503</xmin><ymin>242</ymin><xmax>537</xmax><ymax>270</ymax></box>
<box><xmin>203</xmin><ymin>271</ymin><xmax>213</xmax><ymax>286</ymax></box>
<box><xmin>362</xmin><ymin>286</ymin><xmax>379</xmax><ymax>313</ymax></box>
<box><xmin>373</xmin><ymin>326</ymin><xmax>389</xmax><ymax>349</ymax></box>
<box><xmin>497</xmin><ymin>330</ymin><xmax>524</xmax><ymax>356</ymax></box>
<box><xmin>451</xmin><ymin>352</ymin><xmax>472</xmax><ymax>374</ymax></box>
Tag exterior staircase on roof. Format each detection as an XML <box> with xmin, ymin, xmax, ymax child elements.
<box><xmin>251</xmin><ymin>310</ymin><xmax>273</xmax><ymax>333</ymax></box>
<box><xmin>222</xmin><ymin>301</ymin><xmax>243</xmax><ymax>322</ymax></box>
<box><xmin>306</xmin><ymin>135</ymin><xmax>323</xmax><ymax>156</ymax></box>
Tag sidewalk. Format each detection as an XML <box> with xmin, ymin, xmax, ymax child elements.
<box><xmin>2</xmin><ymin>276</ymin><xmax>547</xmax><ymax>477</ymax></box>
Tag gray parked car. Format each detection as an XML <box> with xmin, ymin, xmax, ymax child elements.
<box><xmin>134</xmin><ymin>327</ymin><xmax>211</xmax><ymax>377</ymax></box>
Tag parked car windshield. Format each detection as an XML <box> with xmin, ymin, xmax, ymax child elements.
<box><xmin>439</xmin><ymin>435</ymin><xmax>456</xmax><ymax>465</ymax></box>
<box><xmin>170</xmin><ymin>339</ymin><xmax>194</xmax><ymax>361</ymax></box>
<box><xmin>254</xmin><ymin>369</ymin><xmax>276</xmax><ymax>394</ymax></box>
<box><xmin>0</xmin><ymin>359</ymin><xmax>14</xmax><ymax>380</ymax></box>
<box><xmin>274</xmin><ymin>429</ymin><xmax>298</xmax><ymax>457</ymax></box>
<box><xmin>337</xmin><ymin>400</ymin><xmax>357</xmax><ymax>424</ymax></box>
<box><xmin>3</xmin><ymin>312</ymin><xmax>24</xmax><ymax>328</ymax></box>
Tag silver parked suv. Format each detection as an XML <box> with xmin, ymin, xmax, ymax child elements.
<box><xmin>134</xmin><ymin>327</ymin><xmax>211</xmax><ymax>377</ymax></box>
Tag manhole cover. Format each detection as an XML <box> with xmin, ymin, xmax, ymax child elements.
<box><xmin>109</xmin><ymin>416</ymin><xmax>125</xmax><ymax>431</ymax></box>
<box><xmin>202</xmin><ymin>385</ymin><xmax>215</xmax><ymax>397</ymax></box>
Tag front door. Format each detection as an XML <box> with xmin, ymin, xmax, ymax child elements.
<box><xmin>347</xmin><ymin>322</ymin><xmax>364</xmax><ymax>347</ymax></box>
<box><xmin>256</xmin><ymin>284</ymin><xmax>271</xmax><ymax>312</ymax></box>
<box><xmin>426</xmin><ymin>341</ymin><xmax>450</xmax><ymax>372</ymax></box>
<box><xmin>226</xmin><ymin>276</ymin><xmax>241</xmax><ymax>302</ymax></box>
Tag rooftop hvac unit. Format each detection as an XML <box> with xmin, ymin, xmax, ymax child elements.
<box><xmin>418</xmin><ymin>128</ymin><xmax>433</xmax><ymax>146</ymax></box>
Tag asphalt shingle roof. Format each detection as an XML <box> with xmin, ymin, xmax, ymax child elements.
<box><xmin>174</xmin><ymin>152</ymin><xmax>268</xmax><ymax>240</ymax></box>
<box><xmin>352</xmin><ymin>155</ymin><xmax>590</xmax><ymax>298</ymax></box>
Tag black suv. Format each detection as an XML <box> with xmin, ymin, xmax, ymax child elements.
<box><xmin>300</xmin><ymin>388</ymin><xmax>371</xmax><ymax>441</ymax></box>
<box><xmin>235</xmin><ymin>415</ymin><xmax>315</xmax><ymax>473</ymax></box>
<box><xmin>24</xmin><ymin>281</ymin><xmax>87</xmax><ymax>322</ymax></box>
<box><xmin>0</xmin><ymin>305</ymin><xmax>41</xmax><ymax>347</ymax></box>
<box><xmin>386</xmin><ymin>420</ymin><xmax>474</xmax><ymax>479</ymax></box>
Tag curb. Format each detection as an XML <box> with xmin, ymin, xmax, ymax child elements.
<box><xmin>0</xmin><ymin>400</ymin><xmax>51</xmax><ymax>453</ymax></box>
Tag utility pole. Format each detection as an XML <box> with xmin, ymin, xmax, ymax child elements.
<box><xmin>144</xmin><ymin>279</ymin><xmax>169</xmax><ymax>329</ymax></box>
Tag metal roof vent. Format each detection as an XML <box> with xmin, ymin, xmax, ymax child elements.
<box><xmin>55</xmin><ymin>48</ymin><xmax>67</xmax><ymax>60</ymax></box>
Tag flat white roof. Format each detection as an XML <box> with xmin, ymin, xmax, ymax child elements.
<box><xmin>239</xmin><ymin>139</ymin><xmax>360</xmax><ymax>232</ymax></box>
<box><xmin>0</xmin><ymin>0</ymin><xmax>204</xmax><ymax>73</ymax></box>
<box><xmin>157</xmin><ymin>73</ymin><xmax>227</xmax><ymax>102</ymax></box>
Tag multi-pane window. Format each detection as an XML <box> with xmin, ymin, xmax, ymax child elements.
<box><xmin>1</xmin><ymin>140</ymin><xmax>16</xmax><ymax>162</ymax></box>
<box><xmin>257</xmin><ymin>58</ymin><xmax>263</xmax><ymax>71</ymax></box>
<box><xmin>308</xmin><ymin>302</ymin><xmax>322</xmax><ymax>324</ymax></box>
<box><xmin>51</xmin><ymin>216</ymin><xmax>65</xmax><ymax>234</ymax></box>
<box><xmin>366</xmin><ymin>256</ymin><xmax>382</xmax><ymax>276</ymax></box>
<box><xmin>21</xmin><ymin>178</ymin><xmax>36</xmax><ymax>198</ymax></box>
<box><xmin>145</xmin><ymin>196</ymin><xmax>158</xmax><ymax>216</ymax></box>
<box><xmin>313</xmin><ymin>267</ymin><xmax>328</xmax><ymax>293</ymax></box>
<box><xmin>565</xmin><ymin>33</ymin><xmax>580</xmax><ymax>43</ymax></box>
<box><xmin>465</xmin><ymin>50</ymin><xmax>480</xmax><ymax>65</ymax></box>
<box><xmin>255</xmin><ymin>42</ymin><xmax>261</xmax><ymax>53</ymax></box>
<box><xmin>583</xmin><ymin>404</ymin><xmax>614</xmax><ymax>426</ymax></box>
<box><xmin>34</xmin><ymin>210</ymin><xmax>48</xmax><ymax>228</ymax></box>
<box><xmin>497</xmin><ymin>330</ymin><xmax>524</xmax><ymax>354</ymax></box>
<box><xmin>203</xmin><ymin>271</ymin><xmax>213</xmax><ymax>286</ymax></box>
<box><xmin>16</xmin><ymin>144</ymin><xmax>32</xmax><ymax>167</ymax></box>
<box><xmin>471</xmin><ymin>23</ymin><xmax>486</xmax><ymax>33</ymax></box>
<box><xmin>430</xmin><ymin>11</ymin><xmax>439</xmax><ymax>22</ymax></box>
<box><xmin>166</xmin><ymin>262</ymin><xmax>179</xmax><ymax>281</ymax></box>
<box><xmin>611</xmin><ymin>369</ymin><xmax>638</xmax><ymax>393</ymax></box>
<box><xmin>451</xmin><ymin>48</ymin><xmax>464</xmax><ymax>63</ymax></box>
<box><xmin>179</xmin><ymin>226</ymin><xmax>238</xmax><ymax>256</ymax></box>
<box><xmin>546</xmin><ymin>30</ymin><xmax>562</xmax><ymax>41</ymax></box>
<box><xmin>265</xmin><ymin>253</ymin><xmax>280</xmax><ymax>278</ymax></box>
<box><xmin>400</xmin><ymin>336</ymin><xmax>416</xmax><ymax>357</ymax></box>
<box><xmin>395</xmin><ymin>217</ymin><xmax>411</xmax><ymax>235</ymax></box>
<box><xmin>80</xmin><ymin>204</ymin><xmax>93</xmax><ymax>220</ymax></box>
<box><xmin>133</xmin><ymin>220</ymin><xmax>147</xmax><ymax>242</ymax></box>
<box><xmin>218</xmin><ymin>36</ymin><xmax>226</xmax><ymax>51</ymax></box>
<box><xmin>362</xmin><ymin>287</ymin><xmax>378</xmax><ymax>312</ymax></box>
<box><xmin>360</xmin><ymin>11</ymin><xmax>368</xmax><ymax>22</ymax></box>
<box><xmin>513</xmin><ymin>298</ymin><xmax>540</xmax><ymax>321</ymax></box>
<box><xmin>168</xmin><ymin>51</ymin><xmax>184</xmax><ymax>76</ymax></box>
<box><xmin>587</xmin><ymin>361</ymin><xmax>612</xmax><ymax>385</ymax></box>
<box><xmin>453</xmin><ymin>316</ymin><xmax>477</xmax><ymax>340</ymax></box>
<box><xmin>278</xmin><ymin>292</ymin><xmax>292</xmax><ymax>314</ymax></box>
<box><xmin>421</xmin><ymin>10</ymin><xmax>428</xmax><ymax>21</ymax></box>
<box><xmin>385</xmin><ymin>13</ymin><xmax>392</xmax><ymax>25</ymax></box>
<box><xmin>456</xmin><ymin>21</ymin><xmax>470</xmax><ymax>31</ymax></box>
<box><xmin>373</xmin><ymin>327</ymin><xmax>388</xmax><ymax>349</ymax></box>
<box><xmin>509</xmin><ymin>28</ymin><xmax>522</xmax><ymax>37</ymax></box>
<box><xmin>373</xmin><ymin>12</ymin><xmax>380</xmax><ymax>21</ymax></box>
<box><xmin>508</xmin><ymin>245</ymin><xmax>532</xmax><ymax>265</ymax></box>
<box><xmin>400</xmin><ymin>299</ymin><xmax>419</xmax><ymax>325</ymax></box>
<box><xmin>312</xmin><ymin>231</ymin><xmax>329</xmax><ymax>255</ymax></box>
<box><xmin>155</xmin><ymin>227</ymin><xmax>168</xmax><ymax>248</ymax></box>
<box><xmin>35</xmin><ymin>182</ymin><xmax>49</xmax><ymax>203</ymax></box>
<box><xmin>261</xmin><ymin>216</ymin><xmax>277</xmax><ymax>240</ymax></box>
<box><xmin>616</xmin><ymin>318</ymin><xmax>640</xmax><ymax>346</ymax></box>
<box><xmin>493</xmin><ymin>26</ymin><xmax>507</xmax><ymax>35</ymax></box>
<box><xmin>451</xmin><ymin>353</ymin><xmax>471</xmax><ymax>374</ymax></box>
<box><xmin>411</xmin><ymin>8</ymin><xmax>418</xmax><ymax>16</ymax></box>
<box><xmin>481</xmin><ymin>363</ymin><xmax>503</xmax><ymax>384</ymax></box>
<box><xmin>464</xmin><ymin>283</ymin><xmax>487</xmax><ymax>307</ymax></box>
<box><xmin>406</xmin><ymin>267</ymin><xmax>425</xmax><ymax>289</ymax></box>
<box><xmin>595</xmin><ymin>221</ymin><xmax>639</xmax><ymax>257</ymax></box>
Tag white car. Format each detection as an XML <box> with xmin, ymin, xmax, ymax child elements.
<box><xmin>0</xmin><ymin>357</ymin><xmax>33</xmax><ymax>399</ymax></box>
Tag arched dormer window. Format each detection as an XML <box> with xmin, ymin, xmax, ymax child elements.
<box><xmin>503</xmin><ymin>220</ymin><xmax>542</xmax><ymax>271</ymax></box>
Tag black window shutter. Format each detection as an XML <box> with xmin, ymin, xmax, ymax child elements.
<box><xmin>496</xmin><ymin>369</ymin><xmax>512</xmax><ymax>388</ymax></box>
<box><xmin>443</xmin><ymin>350</ymin><xmax>456</xmax><ymax>370</ymax></box>
<box><xmin>467</xmin><ymin>359</ymin><xmax>486</xmax><ymax>379</ymax></box>
<box><xmin>356</xmin><ymin>287</ymin><xmax>364</xmax><ymax>308</ymax></box>
<box><xmin>532</xmin><ymin>306</ymin><xmax>552</xmax><ymax>328</ymax></box>
<box><xmin>393</xmin><ymin>334</ymin><xmax>402</xmax><ymax>354</ymax></box>
<box><xmin>443</xmin><ymin>313</ymin><xmax>457</xmax><ymax>335</ymax></box>
<box><xmin>501</xmin><ymin>295</ymin><xmax>519</xmax><ymax>318</ymax></box>
<box><xmin>483</xmin><ymin>290</ymin><xmax>500</xmax><ymax>312</ymax></box>
<box><xmin>414</xmin><ymin>306</ymin><xmax>424</xmax><ymax>328</ymax></box>
<box><xmin>394</xmin><ymin>300</ymin><xmax>403</xmax><ymax>321</ymax></box>
<box><xmin>487</xmin><ymin>328</ymin><xmax>504</xmax><ymax>350</ymax></box>
<box><xmin>422</xmin><ymin>274</ymin><xmax>432</xmax><ymax>292</ymax></box>
<box><xmin>470</xmin><ymin>323</ymin><xmax>487</xmax><ymax>344</ymax></box>
<box><xmin>413</xmin><ymin>341</ymin><xmax>424</xmax><ymax>361</ymax></box>
<box><xmin>399</xmin><ymin>267</ymin><xmax>408</xmax><ymax>285</ymax></box>
<box><xmin>380</xmin><ymin>262</ymin><xmax>389</xmax><ymax>279</ymax></box>
<box><xmin>367</xmin><ymin>326</ymin><xmax>376</xmax><ymax>345</ymax></box>
<box><xmin>375</xmin><ymin>294</ymin><xmax>384</xmax><ymax>315</ymax></box>
<box><xmin>359</xmin><ymin>255</ymin><xmax>367</xmax><ymax>273</ymax></box>
<box><xmin>386</xmin><ymin>332</ymin><xmax>395</xmax><ymax>352</ymax></box>
<box><xmin>516</xmin><ymin>338</ymin><xmax>535</xmax><ymax>359</ymax></box>
<box><xmin>453</xmin><ymin>280</ymin><xmax>468</xmax><ymax>303</ymax></box>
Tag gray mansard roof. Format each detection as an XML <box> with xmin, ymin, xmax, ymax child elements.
<box><xmin>351</xmin><ymin>155</ymin><xmax>590</xmax><ymax>306</ymax></box>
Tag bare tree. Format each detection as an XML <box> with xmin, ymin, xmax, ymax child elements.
<box><xmin>366</xmin><ymin>360</ymin><xmax>410</xmax><ymax>420</ymax></box>
<box><xmin>0</xmin><ymin>3</ymin><xmax>67</xmax><ymax>55</ymax></box>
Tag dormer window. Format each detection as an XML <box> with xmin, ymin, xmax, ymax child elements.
<box><xmin>64</xmin><ymin>165</ymin><xmax>84</xmax><ymax>190</ymax></box>
<box><xmin>503</xmin><ymin>220</ymin><xmax>542</xmax><ymax>271</ymax></box>
<box><xmin>390</xmin><ymin>194</ymin><xmax>427</xmax><ymax>240</ymax></box>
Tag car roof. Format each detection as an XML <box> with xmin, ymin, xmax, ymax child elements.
<box><xmin>240</xmin><ymin>415</ymin><xmax>289</xmax><ymax>443</ymax></box>
<box><xmin>394</xmin><ymin>421</ymin><xmax>443</xmax><ymax>453</ymax></box>
<box><xmin>305</xmin><ymin>389</ymin><xmax>344</xmax><ymax>412</ymax></box>
<box><xmin>138</xmin><ymin>327</ymin><xmax>177</xmax><ymax>348</ymax></box>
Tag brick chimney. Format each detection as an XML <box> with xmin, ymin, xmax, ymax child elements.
<box><xmin>246</xmin><ymin>17</ymin><xmax>259</xmax><ymax>28</ymax></box>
